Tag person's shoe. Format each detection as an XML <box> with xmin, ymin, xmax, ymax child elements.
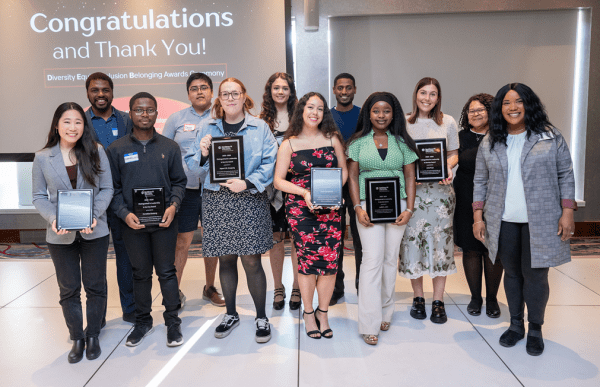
<box><xmin>430</xmin><ymin>300</ymin><xmax>448</xmax><ymax>324</ymax></box>
<box><xmin>499</xmin><ymin>328</ymin><xmax>525</xmax><ymax>347</ymax></box>
<box><xmin>526</xmin><ymin>333</ymin><xmax>544</xmax><ymax>356</ymax></box>
<box><xmin>85</xmin><ymin>337</ymin><xmax>101</xmax><ymax>360</ymax></box>
<box><xmin>410</xmin><ymin>297</ymin><xmax>427</xmax><ymax>320</ymax></box>
<box><xmin>273</xmin><ymin>285</ymin><xmax>285</xmax><ymax>310</ymax></box>
<box><xmin>362</xmin><ymin>334</ymin><xmax>378</xmax><ymax>345</ymax></box>
<box><xmin>68</xmin><ymin>339</ymin><xmax>85</xmax><ymax>364</ymax></box>
<box><xmin>203</xmin><ymin>285</ymin><xmax>226</xmax><ymax>307</ymax></box>
<box><xmin>122</xmin><ymin>312</ymin><xmax>136</xmax><ymax>324</ymax></box>
<box><xmin>467</xmin><ymin>299</ymin><xmax>482</xmax><ymax>316</ymax></box>
<box><xmin>214</xmin><ymin>313</ymin><xmax>240</xmax><ymax>338</ymax></box>
<box><xmin>167</xmin><ymin>323</ymin><xmax>184</xmax><ymax>347</ymax></box>
<box><xmin>329</xmin><ymin>293</ymin><xmax>344</xmax><ymax>306</ymax></box>
<box><xmin>126</xmin><ymin>324</ymin><xmax>154</xmax><ymax>347</ymax></box>
<box><xmin>289</xmin><ymin>288</ymin><xmax>301</xmax><ymax>310</ymax></box>
<box><xmin>303</xmin><ymin>310</ymin><xmax>321</xmax><ymax>339</ymax></box>
<box><xmin>255</xmin><ymin>317</ymin><xmax>271</xmax><ymax>343</ymax></box>
<box><xmin>380</xmin><ymin>322</ymin><xmax>391</xmax><ymax>331</ymax></box>
<box><xmin>486</xmin><ymin>300</ymin><xmax>501</xmax><ymax>318</ymax></box>
<box><xmin>315</xmin><ymin>308</ymin><xmax>333</xmax><ymax>338</ymax></box>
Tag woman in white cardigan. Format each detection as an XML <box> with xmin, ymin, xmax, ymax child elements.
<box><xmin>32</xmin><ymin>102</ymin><xmax>113</xmax><ymax>364</ymax></box>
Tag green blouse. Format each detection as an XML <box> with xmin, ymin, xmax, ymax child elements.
<box><xmin>348</xmin><ymin>131</ymin><xmax>419</xmax><ymax>200</ymax></box>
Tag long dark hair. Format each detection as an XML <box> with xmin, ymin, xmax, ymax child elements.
<box><xmin>489</xmin><ymin>83</ymin><xmax>554</xmax><ymax>150</ymax></box>
<box><xmin>284</xmin><ymin>92</ymin><xmax>345</xmax><ymax>148</ymax></box>
<box><xmin>458</xmin><ymin>93</ymin><xmax>494</xmax><ymax>131</ymax></box>
<box><xmin>43</xmin><ymin>102</ymin><xmax>101</xmax><ymax>187</ymax></box>
<box><xmin>348</xmin><ymin>92</ymin><xmax>417</xmax><ymax>154</ymax></box>
<box><xmin>259</xmin><ymin>72</ymin><xmax>298</xmax><ymax>131</ymax></box>
<box><xmin>407</xmin><ymin>77</ymin><xmax>443</xmax><ymax>125</ymax></box>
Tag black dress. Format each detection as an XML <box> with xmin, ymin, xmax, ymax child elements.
<box><xmin>285</xmin><ymin>145</ymin><xmax>342</xmax><ymax>276</ymax></box>
<box><xmin>453</xmin><ymin>130</ymin><xmax>487</xmax><ymax>253</ymax></box>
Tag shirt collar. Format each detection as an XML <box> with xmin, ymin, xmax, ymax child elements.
<box><xmin>189</xmin><ymin>105</ymin><xmax>211</xmax><ymax>119</ymax></box>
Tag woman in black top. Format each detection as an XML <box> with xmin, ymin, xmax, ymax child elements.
<box><xmin>454</xmin><ymin>93</ymin><xmax>503</xmax><ymax>318</ymax></box>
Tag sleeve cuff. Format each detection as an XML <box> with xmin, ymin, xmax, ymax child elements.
<box><xmin>472</xmin><ymin>201</ymin><xmax>484</xmax><ymax>211</ymax></box>
<box><xmin>200</xmin><ymin>154</ymin><xmax>209</xmax><ymax>167</ymax></box>
<box><xmin>561</xmin><ymin>199</ymin><xmax>578</xmax><ymax>210</ymax></box>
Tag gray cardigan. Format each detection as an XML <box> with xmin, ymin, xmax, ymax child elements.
<box><xmin>32</xmin><ymin>144</ymin><xmax>114</xmax><ymax>244</ymax></box>
<box><xmin>473</xmin><ymin>129</ymin><xmax>575</xmax><ymax>268</ymax></box>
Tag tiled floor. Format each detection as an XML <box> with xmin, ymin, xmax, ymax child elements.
<box><xmin>1</xmin><ymin>243</ymin><xmax>599</xmax><ymax>387</ymax></box>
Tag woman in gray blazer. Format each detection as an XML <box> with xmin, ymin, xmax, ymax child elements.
<box><xmin>32</xmin><ymin>102</ymin><xmax>113</xmax><ymax>363</ymax></box>
<box><xmin>472</xmin><ymin>83</ymin><xmax>576</xmax><ymax>356</ymax></box>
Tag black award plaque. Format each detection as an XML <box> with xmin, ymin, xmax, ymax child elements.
<box><xmin>310</xmin><ymin>168</ymin><xmax>343</xmax><ymax>207</ymax></box>
<box><xmin>210</xmin><ymin>136</ymin><xmax>245</xmax><ymax>183</ymax></box>
<box><xmin>365</xmin><ymin>177</ymin><xmax>401</xmax><ymax>223</ymax></box>
<box><xmin>415</xmin><ymin>138</ymin><xmax>448</xmax><ymax>182</ymax></box>
<box><xmin>133</xmin><ymin>187</ymin><xmax>165</xmax><ymax>225</ymax></box>
<box><xmin>56</xmin><ymin>189</ymin><xmax>94</xmax><ymax>231</ymax></box>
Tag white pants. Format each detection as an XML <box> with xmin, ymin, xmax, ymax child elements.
<box><xmin>357</xmin><ymin>199</ymin><xmax>407</xmax><ymax>335</ymax></box>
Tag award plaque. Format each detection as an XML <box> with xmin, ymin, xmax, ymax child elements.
<box><xmin>209</xmin><ymin>136</ymin><xmax>245</xmax><ymax>183</ymax></box>
<box><xmin>310</xmin><ymin>168</ymin><xmax>343</xmax><ymax>207</ymax></box>
<box><xmin>365</xmin><ymin>177</ymin><xmax>401</xmax><ymax>223</ymax></box>
<box><xmin>56</xmin><ymin>189</ymin><xmax>94</xmax><ymax>231</ymax></box>
<box><xmin>132</xmin><ymin>187</ymin><xmax>165</xmax><ymax>225</ymax></box>
<box><xmin>415</xmin><ymin>138</ymin><xmax>448</xmax><ymax>182</ymax></box>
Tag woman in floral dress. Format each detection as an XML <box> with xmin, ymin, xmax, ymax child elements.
<box><xmin>399</xmin><ymin>77</ymin><xmax>459</xmax><ymax>324</ymax></box>
<box><xmin>274</xmin><ymin>92</ymin><xmax>347</xmax><ymax>339</ymax></box>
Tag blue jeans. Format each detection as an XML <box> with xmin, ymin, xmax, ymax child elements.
<box><xmin>48</xmin><ymin>234</ymin><xmax>109</xmax><ymax>340</ymax></box>
<box><xmin>108</xmin><ymin>208</ymin><xmax>136</xmax><ymax>314</ymax></box>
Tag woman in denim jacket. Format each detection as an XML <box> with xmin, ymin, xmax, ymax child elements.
<box><xmin>186</xmin><ymin>78</ymin><xmax>278</xmax><ymax>343</ymax></box>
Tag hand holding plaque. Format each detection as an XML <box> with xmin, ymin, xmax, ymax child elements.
<box><xmin>209</xmin><ymin>136</ymin><xmax>245</xmax><ymax>183</ymax></box>
<box><xmin>133</xmin><ymin>187</ymin><xmax>165</xmax><ymax>226</ymax></box>
<box><xmin>56</xmin><ymin>189</ymin><xmax>94</xmax><ymax>231</ymax></box>
<box><xmin>415</xmin><ymin>138</ymin><xmax>448</xmax><ymax>182</ymax></box>
<box><xmin>310</xmin><ymin>168</ymin><xmax>343</xmax><ymax>208</ymax></box>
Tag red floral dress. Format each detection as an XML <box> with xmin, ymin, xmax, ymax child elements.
<box><xmin>286</xmin><ymin>146</ymin><xmax>342</xmax><ymax>275</ymax></box>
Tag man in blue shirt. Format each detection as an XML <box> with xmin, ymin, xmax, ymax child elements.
<box><xmin>330</xmin><ymin>73</ymin><xmax>363</xmax><ymax>306</ymax></box>
<box><xmin>162</xmin><ymin>73</ymin><xmax>225</xmax><ymax>309</ymax></box>
<box><xmin>84</xmin><ymin>72</ymin><xmax>136</xmax><ymax>323</ymax></box>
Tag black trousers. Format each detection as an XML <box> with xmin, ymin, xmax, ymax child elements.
<box><xmin>497</xmin><ymin>221</ymin><xmax>549</xmax><ymax>326</ymax></box>
<box><xmin>121</xmin><ymin>219</ymin><xmax>181</xmax><ymax>327</ymax></box>
<box><xmin>333</xmin><ymin>184</ymin><xmax>363</xmax><ymax>297</ymax></box>
<box><xmin>48</xmin><ymin>234</ymin><xmax>109</xmax><ymax>340</ymax></box>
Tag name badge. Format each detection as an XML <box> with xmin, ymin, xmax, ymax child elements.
<box><xmin>112</xmin><ymin>128</ymin><xmax>119</xmax><ymax>136</ymax></box>
<box><xmin>183</xmin><ymin>124</ymin><xmax>196</xmax><ymax>132</ymax></box>
<box><xmin>124</xmin><ymin>152</ymin><xmax>139</xmax><ymax>163</ymax></box>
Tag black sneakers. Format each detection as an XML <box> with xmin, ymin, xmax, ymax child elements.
<box><xmin>410</xmin><ymin>297</ymin><xmax>427</xmax><ymax>320</ymax></box>
<box><xmin>167</xmin><ymin>324</ymin><xmax>184</xmax><ymax>347</ymax></box>
<box><xmin>214</xmin><ymin>313</ymin><xmax>240</xmax><ymax>338</ymax></box>
<box><xmin>126</xmin><ymin>324</ymin><xmax>154</xmax><ymax>347</ymax></box>
<box><xmin>255</xmin><ymin>317</ymin><xmax>271</xmax><ymax>343</ymax></box>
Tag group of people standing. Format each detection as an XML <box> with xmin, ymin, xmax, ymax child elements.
<box><xmin>32</xmin><ymin>70</ymin><xmax>576</xmax><ymax>364</ymax></box>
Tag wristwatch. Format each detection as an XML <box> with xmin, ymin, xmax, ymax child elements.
<box><xmin>170</xmin><ymin>201</ymin><xmax>180</xmax><ymax>213</ymax></box>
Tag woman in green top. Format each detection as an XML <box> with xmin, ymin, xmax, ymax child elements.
<box><xmin>347</xmin><ymin>92</ymin><xmax>418</xmax><ymax>345</ymax></box>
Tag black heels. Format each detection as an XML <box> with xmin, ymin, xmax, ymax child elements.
<box><xmin>315</xmin><ymin>308</ymin><xmax>333</xmax><ymax>339</ymax></box>
<box><xmin>68</xmin><ymin>339</ymin><xmax>85</xmax><ymax>364</ymax></box>
<box><xmin>303</xmin><ymin>310</ymin><xmax>321</xmax><ymax>339</ymax></box>
<box><xmin>273</xmin><ymin>285</ymin><xmax>286</xmax><ymax>310</ymax></box>
<box><xmin>289</xmin><ymin>288</ymin><xmax>301</xmax><ymax>310</ymax></box>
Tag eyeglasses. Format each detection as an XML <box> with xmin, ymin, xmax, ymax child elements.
<box><xmin>468</xmin><ymin>108</ymin><xmax>486</xmax><ymax>116</ymax></box>
<box><xmin>132</xmin><ymin>108</ymin><xmax>157</xmax><ymax>116</ymax></box>
<box><xmin>219</xmin><ymin>91</ymin><xmax>243</xmax><ymax>100</ymax></box>
<box><xmin>189</xmin><ymin>85</ymin><xmax>210</xmax><ymax>93</ymax></box>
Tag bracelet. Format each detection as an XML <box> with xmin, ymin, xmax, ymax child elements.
<box><xmin>353</xmin><ymin>204</ymin><xmax>362</xmax><ymax>210</ymax></box>
<box><xmin>405</xmin><ymin>208</ymin><xmax>414</xmax><ymax>214</ymax></box>
<box><xmin>473</xmin><ymin>220</ymin><xmax>484</xmax><ymax>226</ymax></box>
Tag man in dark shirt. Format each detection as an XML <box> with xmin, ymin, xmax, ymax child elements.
<box><xmin>84</xmin><ymin>72</ymin><xmax>136</xmax><ymax>323</ymax></box>
<box><xmin>106</xmin><ymin>92</ymin><xmax>187</xmax><ymax>347</ymax></box>
<box><xmin>330</xmin><ymin>73</ymin><xmax>363</xmax><ymax>305</ymax></box>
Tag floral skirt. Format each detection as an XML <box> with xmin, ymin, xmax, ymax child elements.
<box><xmin>399</xmin><ymin>183</ymin><xmax>457</xmax><ymax>279</ymax></box>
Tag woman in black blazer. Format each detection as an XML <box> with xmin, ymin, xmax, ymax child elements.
<box><xmin>32</xmin><ymin>102</ymin><xmax>113</xmax><ymax>363</ymax></box>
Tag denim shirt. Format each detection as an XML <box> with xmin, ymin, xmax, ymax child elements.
<box><xmin>185</xmin><ymin>113</ymin><xmax>278</xmax><ymax>193</ymax></box>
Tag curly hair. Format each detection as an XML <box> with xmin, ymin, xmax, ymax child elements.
<box><xmin>489</xmin><ymin>83</ymin><xmax>554</xmax><ymax>150</ymax></box>
<box><xmin>458</xmin><ymin>93</ymin><xmax>494</xmax><ymax>131</ymax></box>
<box><xmin>212</xmin><ymin>77</ymin><xmax>255</xmax><ymax>119</ymax></box>
<box><xmin>43</xmin><ymin>102</ymin><xmax>101</xmax><ymax>187</ymax></box>
<box><xmin>259</xmin><ymin>72</ymin><xmax>297</xmax><ymax>131</ymax></box>
<box><xmin>348</xmin><ymin>92</ymin><xmax>417</xmax><ymax>154</ymax></box>
<box><xmin>284</xmin><ymin>92</ymin><xmax>345</xmax><ymax>149</ymax></box>
<box><xmin>407</xmin><ymin>77</ymin><xmax>443</xmax><ymax>126</ymax></box>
